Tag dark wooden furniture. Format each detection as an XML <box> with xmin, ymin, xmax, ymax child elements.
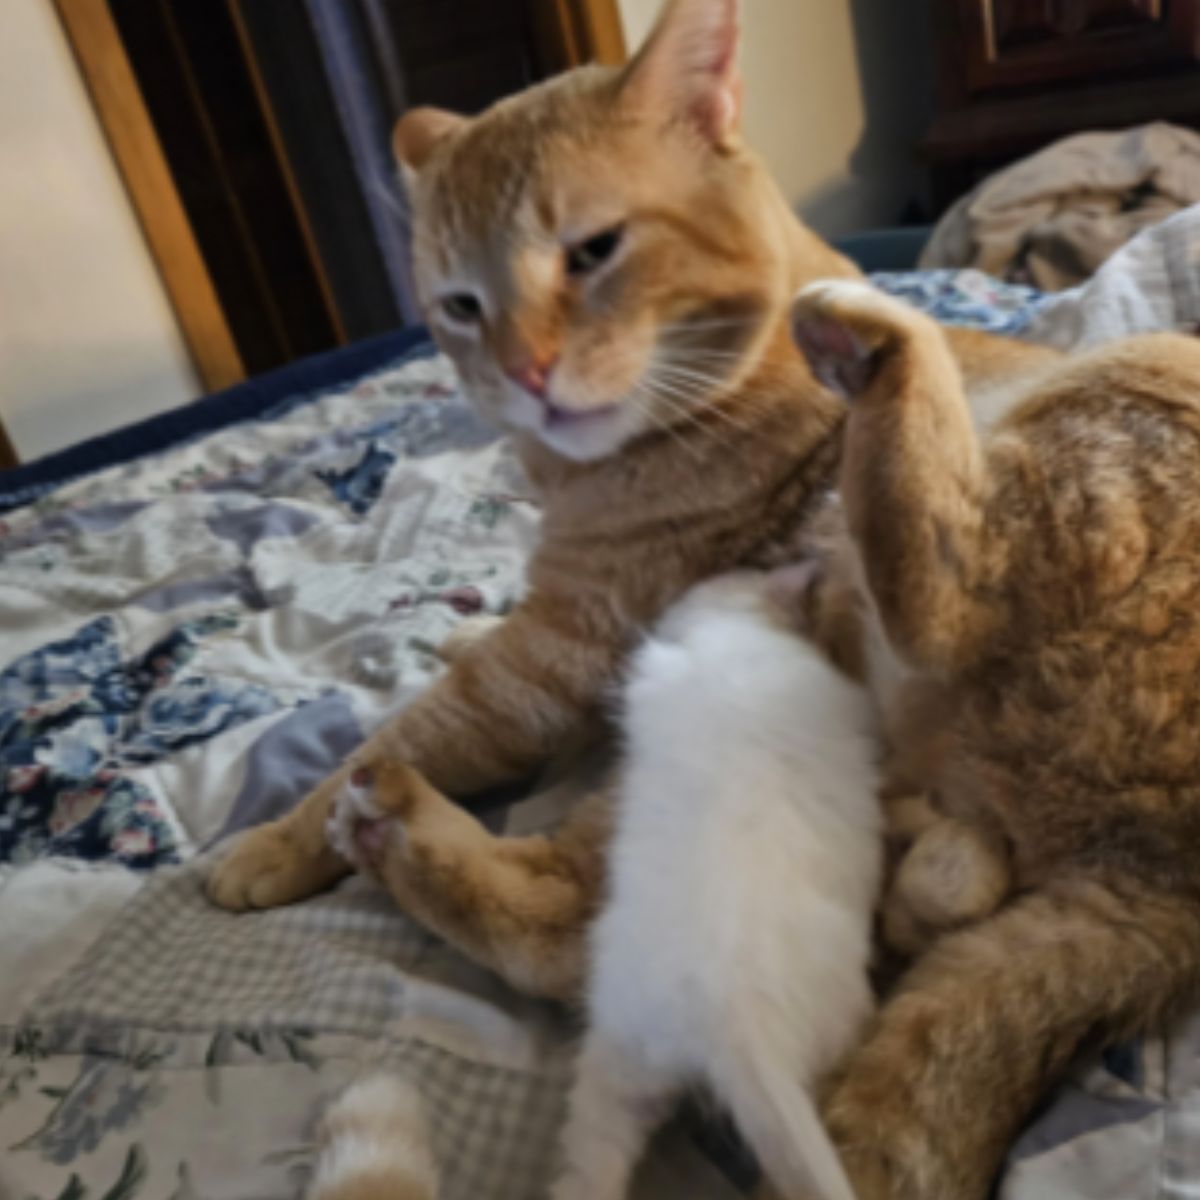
<box><xmin>924</xmin><ymin>0</ymin><xmax>1200</xmax><ymax>210</ymax></box>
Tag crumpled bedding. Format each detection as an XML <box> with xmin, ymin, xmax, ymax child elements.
<box><xmin>2</xmin><ymin>209</ymin><xmax>1200</xmax><ymax>1199</ymax></box>
<box><xmin>921</xmin><ymin>122</ymin><xmax>1200</xmax><ymax>291</ymax></box>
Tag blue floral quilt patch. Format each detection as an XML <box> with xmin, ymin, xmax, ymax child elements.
<box><xmin>0</xmin><ymin>613</ymin><xmax>280</xmax><ymax>869</ymax></box>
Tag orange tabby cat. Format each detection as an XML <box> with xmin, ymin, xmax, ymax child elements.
<box><xmin>206</xmin><ymin>0</ymin><xmax>1049</xmax><ymax>998</ymax></box>
<box><xmin>208</xmin><ymin>0</ymin><xmax>860</xmax><ymax>986</ymax></box>
<box><xmin>778</xmin><ymin>278</ymin><xmax>1200</xmax><ymax>1199</ymax></box>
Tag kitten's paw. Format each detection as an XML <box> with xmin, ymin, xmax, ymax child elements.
<box><xmin>791</xmin><ymin>280</ymin><xmax>918</xmax><ymax>399</ymax></box>
<box><xmin>437</xmin><ymin>613</ymin><xmax>506</xmax><ymax>663</ymax></box>
<box><xmin>208</xmin><ymin>823</ymin><xmax>326</xmax><ymax>911</ymax></box>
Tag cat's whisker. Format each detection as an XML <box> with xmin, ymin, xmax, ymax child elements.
<box><xmin>652</xmin><ymin>360</ymin><xmax>793</xmax><ymax>409</ymax></box>
<box><xmin>652</xmin><ymin>362</ymin><xmax>734</xmax><ymax>392</ymax></box>
<box><xmin>658</xmin><ymin>389</ymin><xmax>789</xmax><ymax>446</ymax></box>
<box><xmin>660</xmin><ymin>315</ymin><xmax>764</xmax><ymax>332</ymax></box>
<box><xmin>668</xmin><ymin>350</ymin><xmax>752</xmax><ymax>366</ymax></box>
<box><xmin>636</xmin><ymin>376</ymin><xmax>727</xmax><ymax>441</ymax></box>
<box><xmin>627</xmin><ymin>384</ymin><xmax>706</xmax><ymax>463</ymax></box>
<box><xmin>657</xmin><ymin>323</ymin><xmax>764</xmax><ymax>345</ymax></box>
<box><xmin>645</xmin><ymin>368</ymin><xmax>780</xmax><ymax>438</ymax></box>
<box><xmin>662</xmin><ymin>341</ymin><xmax>815</xmax><ymax>376</ymax></box>
<box><xmin>647</xmin><ymin>381</ymin><xmax>747</xmax><ymax>437</ymax></box>
<box><xmin>639</xmin><ymin>376</ymin><xmax>757</xmax><ymax>449</ymax></box>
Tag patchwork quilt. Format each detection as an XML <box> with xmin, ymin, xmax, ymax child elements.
<box><xmin>2</xmin><ymin>207</ymin><xmax>1200</xmax><ymax>1200</ymax></box>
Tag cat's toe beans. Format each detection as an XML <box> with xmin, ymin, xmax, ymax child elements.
<box><xmin>793</xmin><ymin>316</ymin><xmax>879</xmax><ymax>399</ymax></box>
<box><xmin>791</xmin><ymin>279</ymin><xmax>919</xmax><ymax>399</ymax></box>
<box><xmin>791</xmin><ymin>292</ymin><xmax>881</xmax><ymax>400</ymax></box>
<box><xmin>327</xmin><ymin>771</ymin><xmax>389</xmax><ymax>867</ymax></box>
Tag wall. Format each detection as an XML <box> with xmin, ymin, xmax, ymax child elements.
<box><xmin>616</xmin><ymin>0</ymin><xmax>935</xmax><ymax>237</ymax></box>
<box><xmin>0</xmin><ymin>0</ymin><xmax>198</xmax><ymax>463</ymax></box>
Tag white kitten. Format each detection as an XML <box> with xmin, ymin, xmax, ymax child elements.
<box><xmin>553</xmin><ymin>573</ymin><xmax>882</xmax><ymax>1200</ymax></box>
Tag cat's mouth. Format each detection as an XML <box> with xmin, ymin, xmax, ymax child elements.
<box><xmin>543</xmin><ymin>400</ymin><xmax>621</xmax><ymax>430</ymax></box>
<box><xmin>530</xmin><ymin>395</ymin><xmax>634</xmax><ymax>461</ymax></box>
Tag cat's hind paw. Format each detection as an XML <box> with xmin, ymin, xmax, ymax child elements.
<box><xmin>791</xmin><ymin>280</ymin><xmax>919</xmax><ymax>400</ymax></box>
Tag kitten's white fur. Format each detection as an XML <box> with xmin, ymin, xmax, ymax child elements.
<box><xmin>553</xmin><ymin>573</ymin><xmax>882</xmax><ymax>1200</ymax></box>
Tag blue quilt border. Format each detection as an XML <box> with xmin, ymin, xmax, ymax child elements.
<box><xmin>0</xmin><ymin>326</ymin><xmax>436</xmax><ymax>517</ymax></box>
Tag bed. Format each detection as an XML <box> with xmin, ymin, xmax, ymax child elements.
<box><xmin>2</xmin><ymin>210</ymin><xmax>1199</xmax><ymax>1200</ymax></box>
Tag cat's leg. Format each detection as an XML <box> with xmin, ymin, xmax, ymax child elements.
<box><xmin>823</xmin><ymin>874</ymin><xmax>1200</xmax><ymax>1200</ymax></box>
<box><xmin>327</xmin><ymin>761</ymin><xmax>611</xmax><ymax>1001</ymax></box>
<box><xmin>436</xmin><ymin>613</ymin><xmax>507</xmax><ymax>663</ymax></box>
<box><xmin>207</xmin><ymin>590</ymin><xmax>623</xmax><ymax>913</ymax></box>
<box><xmin>552</xmin><ymin>1033</ymin><xmax>676</xmax><ymax>1200</ymax></box>
<box><xmin>207</xmin><ymin>761</ymin><xmax>357</xmax><ymax>912</ymax></box>
<box><xmin>791</xmin><ymin>281</ymin><xmax>1006</xmax><ymax>674</ymax></box>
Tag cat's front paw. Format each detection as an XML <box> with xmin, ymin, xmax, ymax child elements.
<box><xmin>208</xmin><ymin>822</ymin><xmax>324</xmax><ymax>911</ymax></box>
<box><xmin>791</xmin><ymin>280</ymin><xmax>919</xmax><ymax>400</ymax></box>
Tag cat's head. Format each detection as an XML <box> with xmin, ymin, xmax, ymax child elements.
<box><xmin>394</xmin><ymin>0</ymin><xmax>798</xmax><ymax>462</ymax></box>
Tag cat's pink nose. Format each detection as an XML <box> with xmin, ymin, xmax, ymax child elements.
<box><xmin>506</xmin><ymin>356</ymin><xmax>556</xmax><ymax>400</ymax></box>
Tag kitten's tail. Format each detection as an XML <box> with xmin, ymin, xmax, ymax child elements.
<box><xmin>724</xmin><ymin>1033</ymin><xmax>858</xmax><ymax>1200</ymax></box>
<box><xmin>306</xmin><ymin>1074</ymin><xmax>439</xmax><ymax>1200</ymax></box>
<box><xmin>825</xmin><ymin>872</ymin><xmax>1200</xmax><ymax>1199</ymax></box>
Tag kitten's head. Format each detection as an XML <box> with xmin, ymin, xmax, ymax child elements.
<box><xmin>394</xmin><ymin>0</ymin><xmax>796</xmax><ymax>462</ymax></box>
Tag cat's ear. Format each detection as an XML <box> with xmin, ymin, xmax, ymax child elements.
<box><xmin>619</xmin><ymin>0</ymin><xmax>742</xmax><ymax>147</ymax></box>
<box><xmin>392</xmin><ymin>107</ymin><xmax>467</xmax><ymax>174</ymax></box>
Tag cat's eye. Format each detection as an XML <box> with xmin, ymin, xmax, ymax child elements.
<box><xmin>440</xmin><ymin>293</ymin><xmax>483</xmax><ymax>324</ymax></box>
<box><xmin>566</xmin><ymin>226</ymin><xmax>624</xmax><ymax>277</ymax></box>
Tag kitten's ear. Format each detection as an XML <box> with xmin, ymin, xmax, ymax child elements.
<box><xmin>619</xmin><ymin>0</ymin><xmax>742</xmax><ymax>147</ymax></box>
<box><xmin>392</xmin><ymin>107</ymin><xmax>467</xmax><ymax>173</ymax></box>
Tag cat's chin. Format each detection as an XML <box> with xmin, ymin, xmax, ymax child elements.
<box><xmin>528</xmin><ymin>404</ymin><xmax>639</xmax><ymax>463</ymax></box>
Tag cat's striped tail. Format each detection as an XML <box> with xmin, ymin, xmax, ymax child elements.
<box><xmin>306</xmin><ymin>1075</ymin><xmax>439</xmax><ymax>1200</ymax></box>
<box><xmin>822</xmin><ymin>872</ymin><xmax>1200</xmax><ymax>1200</ymax></box>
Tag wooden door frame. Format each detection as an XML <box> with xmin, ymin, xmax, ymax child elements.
<box><xmin>52</xmin><ymin>0</ymin><xmax>245</xmax><ymax>394</ymax></box>
<box><xmin>539</xmin><ymin>0</ymin><xmax>628</xmax><ymax>67</ymax></box>
<box><xmin>0</xmin><ymin>420</ymin><xmax>17</xmax><ymax>472</ymax></box>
